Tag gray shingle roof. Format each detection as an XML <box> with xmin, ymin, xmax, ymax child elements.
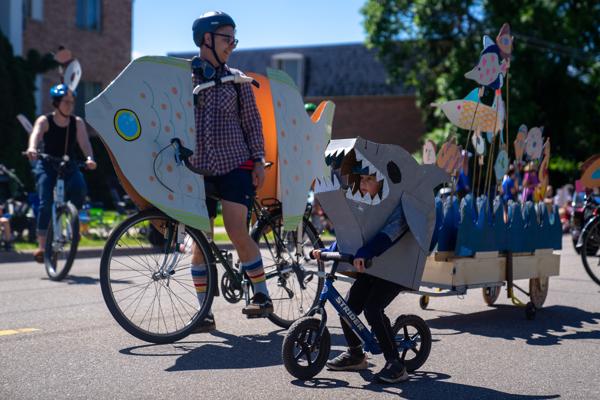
<box><xmin>170</xmin><ymin>43</ymin><xmax>409</xmax><ymax>97</ymax></box>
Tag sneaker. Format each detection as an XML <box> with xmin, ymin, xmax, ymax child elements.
<box><xmin>374</xmin><ymin>359</ymin><xmax>409</xmax><ymax>384</ymax></box>
<box><xmin>326</xmin><ymin>350</ymin><xmax>368</xmax><ymax>371</ymax></box>
<box><xmin>192</xmin><ymin>314</ymin><xmax>216</xmax><ymax>334</ymax></box>
<box><xmin>242</xmin><ymin>292</ymin><xmax>274</xmax><ymax>317</ymax></box>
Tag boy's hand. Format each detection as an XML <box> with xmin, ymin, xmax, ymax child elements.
<box><xmin>311</xmin><ymin>249</ymin><xmax>322</xmax><ymax>260</ymax></box>
<box><xmin>253</xmin><ymin>164</ymin><xmax>265</xmax><ymax>189</ymax></box>
<box><xmin>353</xmin><ymin>258</ymin><xmax>366</xmax><ymax>273</ymax></box>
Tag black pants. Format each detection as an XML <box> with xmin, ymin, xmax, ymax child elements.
<box><xmin>341</xmin><ymin>273</ymin><xmax>404</xmax><ymax>362</ymax></box>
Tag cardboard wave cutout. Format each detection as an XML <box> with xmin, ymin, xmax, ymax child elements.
<box><xmin>432</xmin><ymin>89</ymin><xmax>504</xmax><ymax>134</ymax></box>
<box><xmin>85</xmin><ymin>56</ymin><xmax>210</xmax><ymax>231</ymax></box>
<box><xmin>267</xmin><ymin>68</ymin><xmax>335</xmax><ymax>229</ymax></box>
<box><xmin>315</xmin><ymin>137</ymin><xmax>449</xmax><ymax>289</ymax></box>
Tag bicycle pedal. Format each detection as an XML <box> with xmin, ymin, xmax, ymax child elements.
<box><xmin>245</xmin><ymin>312</ymin><xmax>271</xmax><ymax>319</ymax></box>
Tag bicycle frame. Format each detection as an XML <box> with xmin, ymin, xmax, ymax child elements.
<box><xmin>309</xmin><ymin>262</ymin><xmax>382</xmax><ymax>355</ymax></box>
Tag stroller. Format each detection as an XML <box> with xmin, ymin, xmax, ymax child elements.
<box><xmin>0</xmin><ymin>164</ymin><xmax>37</xmax><ymax>246</ymax></box>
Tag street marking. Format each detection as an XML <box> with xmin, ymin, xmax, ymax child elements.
<box><xmin>0</xmin><ymin>328</ymin><xmax>40</xmax><ymax>336</ymax></box>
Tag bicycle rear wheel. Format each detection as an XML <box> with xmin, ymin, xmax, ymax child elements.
<box><xmin>100</xmin><ymin>209</ymin><xmax>216</xmax><ymax>343</ymax></box>
<box><xmin>581</xmin><ymin>218</ymin><xmax>600</xmax><ymax>286</ymax></box>
<box><xmin>251</xmin><ymin>213</ymin><xmax>325</xmax><ymax>329</ymax></box>
<box><xmin>45</xmin><ymin>203</ymin><xmax>79</xmax><ymax>281</ymax></box>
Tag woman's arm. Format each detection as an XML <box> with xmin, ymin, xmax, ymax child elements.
<box><xmin>75</xmin><ymin>117</ymin><xmax>97</xmax><ymax>170</ymax></box>
<box><xmin>26</xmin><ymin>116</ymin><xmax>49</xmax><ymax>160</ymax></box>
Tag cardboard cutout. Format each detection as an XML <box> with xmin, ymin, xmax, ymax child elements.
<box><xmin>16</xmin><ymin>114</ymin><xmax>33</xmax><ymax>135</ymax></box>
<box><xmin>464</xmin><ymin>35</ymin><xmax>508</xmax><ymax>90</ymax></box>
<box><xmin>422</xmin><ymin>140</ymin><xmax>437</xmax><ymax>165</ymax></box>
<box><xmin>315</xmin><ymin>137</ymin><xmax>449</xmax><ymax>289</ymax></box>
<box><xmin>537</xmin><ymin>138</ymin><xmax>551</xmax><ymax>198</ymax></box>
<box><xmin>471</xmin><ymin>131</ymin><xmax>486</xmax><ymax>155</ymax></box>
<box><xmin>267</xmin><ymin>68</ymin><xmax>335</xmax><ymax>229</ymax></box>
<box><xmin>496</xmin><ymin>23</ymin><xmax>514</xmax><ymax>61</ymax></box>
<box><xmin>525</xmin><ymin>126</ymin><xmax>544</xmax><ymax>160</ymax></box>
<box><xmin>436</xmin><ymin>140</ymin><xmax>462</xmax><ymax>174</ymax></box>
<box><xmin>514</xmin><ymin>124</ymin><xmax>527</xmax><ymax>162</ymax></box>
<box><xmin>85</xmin><ymin>56</ymin><xmax>210</xmax><ymax>231</ymax></box>
<box><xmin>63</xmin><ymin>59</ymin><xmax>82</xmax><ymax>92</ymax></box>
<box><xmin>494</xmin><ymin>149</ymin><xmax>509</xmax><ymax>181</ymax></box>
<box><xmin>432</xmin><ymin>89</ymin><xmax>504</xmax><ymax>134</ymax></box>
<box><xmin>581</xmin><ymin>155</ymin><xmax>600</xmax><ymax>189</ymax></box>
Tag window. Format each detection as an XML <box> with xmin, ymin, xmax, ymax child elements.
<box><xmin>75</xmin><ymin>81</ymin><xmax>102</xmax><ymax>118</ymax></box>
<box><xmin>23</xmin><ymin>0</ymin><xmax>43</xmax><ymax>22</ymax></box>
<box><xmin>76</xmin><ymin>0</ymin><xmax>101</xmax><ymax>31</ymax></box>
<box><xmin>272</xmin><ymin>53</ymin><xmax>306</xmax><ymax>94</ymax></box>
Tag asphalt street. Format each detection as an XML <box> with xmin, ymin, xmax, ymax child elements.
<box><xmin>1</xmin><ymin>236</ymin><xmax>599</xmax><ymax>399</ymax></box>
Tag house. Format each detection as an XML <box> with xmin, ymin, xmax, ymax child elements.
<box><xmin>0</xmin><ymin>0</ymin><xmax>132</xmax><ymax>117</ymax></box>
<box><xmin>172</xmin><ymin>43</ymin><xmax>425</xmax><ymax>152</ymax></box>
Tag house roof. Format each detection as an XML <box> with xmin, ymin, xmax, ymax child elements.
<box><xmin>170</xmin><ymin>42</ymin><xmax>409</xmax><ymax>97</ymax></box>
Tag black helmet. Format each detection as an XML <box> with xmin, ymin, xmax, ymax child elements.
<box><xmin>192</xmin><ymin>11</ymin><xmax>236</xmax><ymax>47</ymax></box>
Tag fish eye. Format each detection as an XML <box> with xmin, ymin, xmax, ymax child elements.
<box><xmin>387</xmin><ymin>162</ymin><xmax>402</xmax><ymax>184</ymax></box>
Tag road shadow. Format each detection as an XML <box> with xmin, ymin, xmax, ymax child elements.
<box><xmin>292</xmin><ymin>371</ymin><xmax>559</xmax><ymax>399</ymax></box>
<box><xmin>426</xmin><ymin>304</ymin><xmax>600</xmax><ymax>345</ymax></box>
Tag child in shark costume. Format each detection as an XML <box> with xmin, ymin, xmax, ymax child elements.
<box><xmin>313</xmin><ymin>137</ymin><xmax>448</xmax><ymax>383</ymax></box>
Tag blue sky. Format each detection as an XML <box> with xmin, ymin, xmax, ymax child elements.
<box><xmin>133</xmin><ymin>0</ymin><xmax>367</xmax><ymax>57</ymax></box>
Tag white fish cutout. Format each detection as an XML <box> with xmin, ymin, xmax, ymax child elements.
<box><xmin>525</xmin><ymin>126</ymin><xmax>544</xmax><ymax>160</ymax></box>
<box><xmin>85</xmin><ymin>56</ymin><xmax>210</xmax><ymax>231</ymax></box>
<box><xmin>63</xmin><ymin>59</ymin><xmax>82</xmax><ymax>92</ymax></box>
<box><xmin>268</xmin><ymin>68</ymin><xmax>335</xmax><ymax>229</ymax></box>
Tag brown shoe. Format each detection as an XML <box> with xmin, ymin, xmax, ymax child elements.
<box><xmin>33</xmin><ymin>249</ymin><xmax>44</xmax><ymax>264</ymax></box>
<box><xmin>192</xmin><ymin>314</ymin><xmax>216</xmax><ymax>334</ymax></box>
<box><xmin>242</xmin><ymin>293</ymin><xmax>274</xmax><ymax>317</ymax></box>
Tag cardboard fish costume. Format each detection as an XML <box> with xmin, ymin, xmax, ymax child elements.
<box><xmin>315</xmin><ymin>137</ymin><xmax>449</xmax><ymax>289</ymax></box>
<box><xmin>85</xmin><ymin>56</ymin><xmax>210</xmax><ymax>231</ymax></box>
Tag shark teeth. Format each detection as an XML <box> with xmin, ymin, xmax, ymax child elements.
<box><xmin>314</xmin><ymin>174</ymin><xmax>340</xmax><ymax>193</ymax></box>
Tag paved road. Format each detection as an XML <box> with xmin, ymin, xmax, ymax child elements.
<box><xmin>1</xmin><ymin>236</ymin><xmax>599</xmax><ymax>399</ymax></box>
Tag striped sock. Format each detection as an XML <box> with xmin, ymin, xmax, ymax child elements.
<box><xmin>191</xmin><ymin>264</ymin><xmax>208</xmax><ymax>306</ymax></box>
<box><xmin>242</xmin><ymin>257</ymin><xmax>269</xmax><ymax>297</ymax></box>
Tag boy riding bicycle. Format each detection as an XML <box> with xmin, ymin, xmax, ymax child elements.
<box><xmin>313</xmin><ymin>167</ymin><xmax>410</xmax><ymax>384</ymax></box>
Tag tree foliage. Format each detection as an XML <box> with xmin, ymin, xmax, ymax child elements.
<box><xmin>362</xmin><ymin>0</ymin><xmax>600</xmax><ymax>183</ymax></box>
<box><xmin>0</xmin><ymin>32</ymin><xmax>56</xmax><ymax>189</ymax></box>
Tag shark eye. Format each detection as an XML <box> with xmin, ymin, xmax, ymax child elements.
<box><xmin>387</xmin><ymin>162</ymin><xmax>402</xmax><ymax>184</ymax></box>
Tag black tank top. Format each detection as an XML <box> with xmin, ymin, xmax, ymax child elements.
<box><xmin>42</xmin><ymin>113</ymin><xmax>78</xmax><ymax>158</ymax></box>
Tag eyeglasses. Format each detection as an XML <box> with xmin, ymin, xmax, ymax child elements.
<box><xmin>213</xmin><ymin>33</ymin><xmax>238</xmax><ymax>47</ymax></box>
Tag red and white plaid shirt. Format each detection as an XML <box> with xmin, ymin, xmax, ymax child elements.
<box><xmin>191</xmin><ymin>65</ymin><xmax>265</xmax><ymax>175</ymax></box>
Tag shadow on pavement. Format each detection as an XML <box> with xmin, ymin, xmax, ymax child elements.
<box><xmin>292</xmin><ymin>371</ymin><xmax>560</xmax><ymax>399</ymax></box>
<box><xmin>426</xmin><ymin>305</ymin><xmax>600</xmax><ymax>345</ymax></box>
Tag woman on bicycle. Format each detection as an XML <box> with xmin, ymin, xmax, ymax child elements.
<box><xmin>25</xmin><ymin>84</ymin><xmax>96</xmax><ymax>262</ymax></box>
<box><xmin>189</xmin><ymin>11</ymin><xmax>272</xmax><ymax>332</ymax></box>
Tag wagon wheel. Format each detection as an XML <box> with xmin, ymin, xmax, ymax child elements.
<box><xmin>529</xmin><ymin>277</ymin><xmax>549</xmax><ymax>309</ymax></box>
<box><xmin>482</xmin><ymin>286</ymin><xmax>502</xmax><ymax>306</ymax></box>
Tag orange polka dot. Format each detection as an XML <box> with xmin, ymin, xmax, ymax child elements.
<box><xmin>305</xmin><ymin>134</ymin><xmax>310</xmax><ymax>141</ymax></box>
<box><xmin>306</xmin><ymin>159</ymin><xmax>311</xmax><ymax>166</ymax></box>
<box><xmin>283</xmin><ymin>159</ymin><xmax>288</xmax><ymax>165</ymax></box>
<box><xmin>187</xmin><ymin>101</ymin><xmax>192</xmax><ymax>107</ymax></box>
<box><xmin>294</xmin><ymin>175</ymin><xmax>300</xmax><ymax>182</ymax></box>
<box><xmin>152</xmin><ymin>151</ymin><xmax>157</xmax><ymax>158</ymax></box>
<box><xmin>149</xmin><ymin>176</ymin><xmax>155</xmax><ymax>182</ymax></box>
<box><xmin>280</xmin><ymin>130</ymin><xmax>286</xmax><ymax>137</ymax></box>
<box><xmin>166</xmin><ymin>164</ymin><xmax>173</xmax><ymax>172</ymax></box>
<box><xmin>186</xmin><ymin>184</ymin><xmax>193</xmax><ymax>193</ymax></box>
<box><xmin>176</xmin><ymin>112</ymin><xmax>182</xmax><ymax>120</ymax></box>
<box><xmin>292</xmin><ymin>118</ymin><xmax>297</xmax><ymax>126</ymax></box>
<box><xmin>161</xmin><ymin>103</ymin><xmax>167</xmax><ymax>110</ymax></box>
<box><xmin>277</xmin><ymin>100</ymin><xmax>282</xmax><ymax>108</ymax></box>
<box><xmin>171</xmin><ymin>87</ymin><xmax>178</xmax><ymax>95</ymax></box>
<box><xmin>168</xmin><ymin>193</ymin><xmax>174</xmax><ymax>201</ymax></box>
<box><xmin>139</xmin><ymin>92</ymin><xmax>146</xmax><ymax>99</ymax></box>
<box><xmin>165</xmin><ymin>126</ymin><xmax>171</xmax><ymax>133</ymax></box>
<box><xmin>151</xmin><ymin>121</ymin><xmax>157</xmax><ymax>127</ymax></box>
<box><xmin>293</xmin><ymin>145</ymin><xmax>298</xmax><ymax>152</ymax></box>
<box><xmin>189</xmin><ymin>127</ymin><xmax>194</xmax><ymax>134</ymax></box>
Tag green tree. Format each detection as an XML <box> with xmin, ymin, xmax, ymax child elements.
<box><xmin>0</xmin><ymin>32</ymin><xmax>55</xmax><ymax>190</ymax></box>
<box><xmin>362</xmin><ymin>0</ymin><xmax>600</xmax><ymax>184</ymax></box>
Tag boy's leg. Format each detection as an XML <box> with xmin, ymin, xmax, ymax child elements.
<box><xmin>363</xmin><ymin>277</ymin><xmax>407</xmax><ymax>383</ymax></box>
<box><xmin>326</xmin><ymin>274</ymin><xmax>372</xmax><ymax>371</ymax></box>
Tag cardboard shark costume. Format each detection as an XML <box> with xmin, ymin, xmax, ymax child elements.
<box><xmin>315</xmin><ymin>137</ymin><xmax>449</xmax><ymax>289</ymax></box>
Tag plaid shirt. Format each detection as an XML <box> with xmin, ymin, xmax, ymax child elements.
<box><xmin>191</xmin><ymin>65</ymin><xmax>265</xmax><ymax>175</ymax></box>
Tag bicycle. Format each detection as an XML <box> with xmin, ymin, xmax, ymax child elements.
<box><xmin>282</xmin><ymin>252</ymin><xmax>432</xmax><ymax>380</ymax></box>
<box><xmin>99</xmin><ymin>139</ymin><xmax>326</xmax><ymax>344</ymax></box>
<box><xmin>30</xmin><ymin>153</ymin><xmax>84</xmax><ymax>281</ymax></box>
<box><xmin>577</xmin><ymin>195</ymin><xmax>600</xmax><ymax>285</ymax></box>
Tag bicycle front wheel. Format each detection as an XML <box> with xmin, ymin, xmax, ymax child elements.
<box><xmin>251</xmin><ymin>213</ymin><xmax>325</xmax><ymax>329</ymax></box>
<box><xmin>45</xmin><ymin>203</ymin><xmax>79</xmax><ymax>281</ymax></box>
<box><xmin>100</xmin><ymin>209</ymin><xmax>216</xmax><ymax>343</ymax></box>
<box><xmin>581</xmin><ymin>218</ymin><xmax>600</xmax><ymax>286</ymax></box>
